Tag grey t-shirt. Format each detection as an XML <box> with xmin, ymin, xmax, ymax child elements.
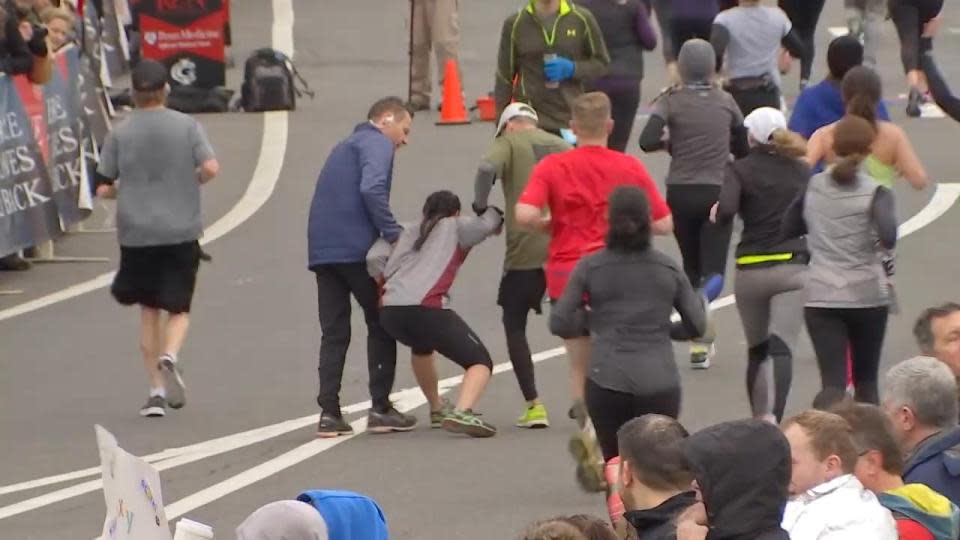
<box><xmin>98</xmin><ymin>108</ymin><xmax>215</xmax><ymax>247</ymax></box>
<box><xmin>714</xmin><ymin>6</ymin><xmax>792</xmax><ymax>86</ymax></box>
<box><xmin>651</xmin><ymin>86</ymin><xmax>743</xmax><ymax>186</ymax></box>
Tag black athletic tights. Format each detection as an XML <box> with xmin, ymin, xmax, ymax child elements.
<box><xmin>779</xmin><ymin>0</ymin><xmax>826</xmax><ymax>82</ymax></box>
<box><xmin>586</xmin><ymin>379</ymin><xmax>681</xmax><ymax>462</ymax></box>
<box><xmin>666</xmin><ymin>185</ymin><xmax>733</xmax><ymax>289</ymax></box>
<box><xmin>804</xmin><ymin>306</ymin><xmax>889</xmax><ymax>404</ymax></box>
<box><xmin>889</xmin><ymin>0</ymin><xmax>944</xmax><ymax>73</ymax></box>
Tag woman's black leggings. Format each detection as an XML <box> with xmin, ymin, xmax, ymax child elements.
<box><xmin>670</xmin><ymin>17</ymin><xmax>714</xmax><ymax>62</ymax></box>
<box><xmin>666</xmin><ymin>185</ymin><xmax>733</xmax><ymax>289</ymax></box>
<box><xmin>889</xmin><ymin>0</ymin><xmax>944</xmax><ymax>73</ymax></box>
<box><xmin>585</xmin><ymin>378</ymin><xmax>681</xmax><ymax>461</ymax></box>
<box><xmin>727</xmin><ymin>85</ymin><xmax>782</xmax><ymax>117</ymax></box>
<box><xmin>605</xmin><ymin>85</ymin><xmax>640</xmax><ymax>153</ymax></box>
<box><xmin>804</xmin><ymin>306</ymin><xmax>889</xmax><ymax>404</ymax></box>
<box><xmin>779</xmin><ymin>0</ymin><xmax>826</xmax><ymax>81</ymax></box>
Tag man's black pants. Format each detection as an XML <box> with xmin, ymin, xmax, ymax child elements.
<box><xmin>313</xmin><ymin>262</ymin><xmax>397</xmax><ymax>415</ymax></box>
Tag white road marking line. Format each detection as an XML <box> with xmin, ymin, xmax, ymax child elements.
<box><xmin>6</xmin><ymin>183</ymin><xmax>959</xmax><ymax>524</ymax></box>
<box><xmin>0</xmin><ymin>14</ymin><xmax>293</xmax><ymax>324</ymax></box>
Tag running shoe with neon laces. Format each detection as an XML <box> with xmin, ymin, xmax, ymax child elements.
<box><xmin>430</xmin><ymin>398</ymin><xmax>454</xmax><ymax>428</ymax></box>
<box><xmin>516</xmin><ymin>403</ymin><xmax>550</xmax><ymax>428</ymax></box>
<box><xmin>690</xmin><ymin>342</ymin><xmax>715</xmax><ymax>370</ymax></box>
<box><xmin>442</xmin><ymin>409</ymin><xmax>497</xmax><ymax>438</ymax></box>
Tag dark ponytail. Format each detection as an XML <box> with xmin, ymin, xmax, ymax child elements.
<box><xmin>831</xmin><ymin>115</ymin><xmax>876</xmax><ymax>186</ymax></box>
<box><xmin>606</xmin><ymin>186</ymin><xmax>652</xmax><ymax>252</ymax></box>
<box><xmin>413</xmin><ymin>190</ymin><xmax>461</xmax><ymax>251</ymax></box>
<box><xmin>841</xmin><ymin>66</ymin><xmax>882</xmax><ymax>126</ymax></box>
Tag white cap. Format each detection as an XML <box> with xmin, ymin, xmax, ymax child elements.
<box><xmin>743</xmin><ymin>107</ymin><xmax>787</xmax><ymax>144</ymax></box>
<box><xmin>496</xmin><ymin>102</ymin><xmax>539</xmax><ymax>135</ymax></box>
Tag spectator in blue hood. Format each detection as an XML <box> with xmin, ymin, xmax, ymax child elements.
<box><xmin>307</xmin><ymin>96</ymin><xmax>418</xmax><ymax>439</ymax></box>
<box><xmin>883</xmin><ymin>356</ymin><xmax>960</xmax><ymax>506</ymax></box>
<box><xmin>788</xmin><ymin>35</ymin><xmax>890</xmax><ymax>140</ymax></box>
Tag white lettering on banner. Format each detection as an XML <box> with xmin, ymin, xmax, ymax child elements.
<box><xmin>155</xmin><ymin>29</ymin><xmax>220</xmax><ymax>41</ymax></box>
<box><xmin>0</xmin><ymin>112</ymin><xmax>24</xmax><ymax>144</ymax></box>
<box><xmin>0</xmin><ymin>146</ymin><xmax>37</xmax><ymax>179</ymax></box>
<box><xmin>0</xmin><ymin>177</ymin><xmax>50</xmax><ymax>216</ymax></box>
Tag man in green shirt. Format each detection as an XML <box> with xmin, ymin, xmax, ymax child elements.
<box><xmin>495</xmin><ymin>0</ymin><xmax>610</xmax><ymax>136</ymax></box>
<box><xmin>473</xmin><ymin>103</ymin><xmax>571</xmax><ymax>429</ymax></box>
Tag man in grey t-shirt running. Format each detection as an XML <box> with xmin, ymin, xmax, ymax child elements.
<box><xmin>96</xmin><ymin>60</ymin><xmax>220</xmax><ymax>418</ymax></box>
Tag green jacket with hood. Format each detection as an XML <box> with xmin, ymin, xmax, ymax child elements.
<box><xmin>495</xmin><ymin>0</ymin><xmax>610</xmax><ymax>133</ymax></box>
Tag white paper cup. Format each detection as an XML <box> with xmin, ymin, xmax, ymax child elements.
<box><xmin>173</xmin><ymin>518</ymin><xmax>214</xmax><ymax>540</ymax></box>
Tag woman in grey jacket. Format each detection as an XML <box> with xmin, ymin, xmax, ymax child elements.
<box><xmin>368</xmin><ymin>191</ymin><xmax>504</xmax><ymax>438</ymax></box>
<box><xmin>782</xmin><ymin>115</ymin><xmax>897</xmax><ymax>405</ymax></box>
<box><xmin>550</xmin><ymin>186</ymin><xmax>706</xmax><ymax>515</ymax></box>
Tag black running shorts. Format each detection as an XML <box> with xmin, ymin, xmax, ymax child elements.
<box><xmin>380</xmin><ymin>305</ymin><xmax>493</xmax><ymax>370</ymax></box>
<box><xmin>111</xmin><ymin>241</ymin><xmax>201</xmax><ymax>314</ymax></box>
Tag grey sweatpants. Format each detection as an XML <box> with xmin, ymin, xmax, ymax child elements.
<box><xmin>845</xmin><ymin>0</ymin><xmax>886</xmax><ymax>68</ymax></box>
<box><xmin>734</xmin><ymin>264</ymin><xmax>806</xmax><ymax>421</ymax></box>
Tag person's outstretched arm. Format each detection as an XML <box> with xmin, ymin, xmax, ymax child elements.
<box><xmin>870</xmin><ymin>186</ymin><xmax>898</xmax><ymax>251</ymax></box>
<box><xmin>358</xmin><ymin>137</ymin><xmax>403</xmax><ymax>243</ymax></box>
<box><xmin>780</xmin><ymin>185</ymin><xmax>808</xmax><ymax>240</ymax></box>
<box><xmin>670</xmin><ymin>267</ymin><xmax>707</xmax><ymax>341</ymax></box>
<box><xmin>549</xmin><ymin>260</ymin><xmax>589</xmax><ymax>339</ymax></box>
<box><xmin>456</xmin><ymin>206</ymin><xmax>504</xmax><ymax>248</ymax></box>
<box><xmin>892</xmin><ymin>125</ymin><xmax>929</xmax><ymax>190</ymax></box>
<box><xmin>922</xmin><ymin>52</ymin><xmax>960</xmax><ymax>122</ymax></box>
<box><xmin>714</xmin><ymin>163</ymin><xmax>742</xmax><ymax>226</ymax></box>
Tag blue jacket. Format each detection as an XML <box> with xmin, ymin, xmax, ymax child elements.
<box><xmin>788</xmin><ymin>78</ymin><xmax>891</xmax><ymax>140</ymax></box>
<box><xmin>904</xmin><ymin>427</ymin><xmax>960</xmax><ymax>507</ymax></box>
<box><xmin>308</xmin><ymin>123</ymin><xmax>403</xmax><ymax>268</ymax></box>
<box><xmin>297</xmin><ymin>490</ymin><xmax>388</xmax><ymax>540</ymax></box>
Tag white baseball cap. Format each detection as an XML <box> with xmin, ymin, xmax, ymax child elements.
<box><xmin>743</xmin><ymin>107</ymin><xmax>787</xmax><ymax>144</ymax></box>
<box><xmin>496</xmin><ymin>102</ymin><xmax>539</xmax><ymax>135</ymax></box>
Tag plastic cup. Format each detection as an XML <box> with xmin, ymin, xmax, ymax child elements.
<box><xmin>544</xmin><ymin>53</ymin><xmax>559</xmax><ymax>89</ymax></box>
<box><xmin>173</xmin><ymin>518</ymin><xmax>214</xmax><ymax>540</ymax></box>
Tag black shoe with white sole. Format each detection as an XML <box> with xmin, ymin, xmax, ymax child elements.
<box><xmin>367</xmin><ymin>406</ymin><xmax>417</xmax><ymax>434</ymax></box>
<box><xmin>159</xmin><ymin>355</ymin><xmax>186</xmax><ymax>409</ymax></box>
<box><xmin>139</xmin><ymin>395</ymin><xmax>167</xmax><ymax>417</ymax></box>
<box><xmin>317</xmin><ymin>412</ymin><xmax>354</xmax><ymax>438</ymax></box>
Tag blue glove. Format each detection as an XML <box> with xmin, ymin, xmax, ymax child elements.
<box><xmin>544</xmin><ymin>56</ymin><xmax>575</xmax><ymax>82</ymax></box>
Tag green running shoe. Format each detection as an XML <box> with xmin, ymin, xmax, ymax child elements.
<box><xmin>516</xmin><ymin>403</ymin><xmax>550</xmax><ymax>428</ymax></box>
<box><xmin>430</xmin><ymin>399</ymin><xmax>454</xmax><ymax>428</ymax></box>
<box><xmin>442</xmin><ymin>409</ymin><xmax>497</xmax><ymax>438</ymax></box>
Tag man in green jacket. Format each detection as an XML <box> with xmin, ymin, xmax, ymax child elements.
<box><xmin>495</xmin><ymin>0</ymin><xmax>610</xmax><ymax>136</ymax></box>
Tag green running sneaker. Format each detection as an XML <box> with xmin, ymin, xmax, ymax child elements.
<box><xmin>516</xmin><ymin>403</ymin><xmax>550</xmax><ymax>428</ymax></box>
<box><xmin>430</xmin><ymin>399</ymin><xmax>454</xmax><ymax>428</ymax></box>
<box><xmin>441</xmin><ymin>409</ymin><xmax>497</xmax><ymax>438</ymax></box>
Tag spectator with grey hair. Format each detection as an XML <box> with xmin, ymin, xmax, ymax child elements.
<box><xmin>883</xmin><ymin>356</ymin><xmax>960</xmax><ymax>505</ymax></box>
<box><xmin>914</xmin><ymin>302</ymin><xmax>960</xmax><ymax>379</ymax></box>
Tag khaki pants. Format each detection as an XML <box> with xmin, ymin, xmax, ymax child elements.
<box><xmin>410</xmin><ymin>0</ymin><xmax>461</xmax><ymax>105</ymax></box>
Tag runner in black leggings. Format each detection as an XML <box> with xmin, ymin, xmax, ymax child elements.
<box><xmin>781</xmin><ymin>116</ymin><xmax>897</xmax><ymax>405</ymax></box>
<box><xmin>779</xmin><ymin>0</ymin><xmax>826</xmax><ymax>90</ymax></box>
<box><xmin>550</xmin><ymin>185</ymin><xmax>705</xmax><ymax>522</ymax></box>
<box><xmin>889</xmin><ymin>0</ymin><xmax>945</xmax><ymax>116</ymax></box>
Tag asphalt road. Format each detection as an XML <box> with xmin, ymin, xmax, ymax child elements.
<box><xmin>2</xmin><ymin>1</ymin><xmax>960</xmax><ymax>538</ymax></box>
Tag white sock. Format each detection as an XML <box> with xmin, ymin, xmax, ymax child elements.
<box><xmin>160</xmin><ymin>353</ymin><xmax>177</xmax><ymax>364</ymax></box>
<box><xmin>150</xmin><ymin>387</ymin><xmax>166</xmax><ymax>398</ymax></box>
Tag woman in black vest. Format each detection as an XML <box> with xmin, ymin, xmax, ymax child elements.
<box><xmin>578</xmin><ymin>0</ymin><xmax>657</xmax><ymax>152</ymax></box>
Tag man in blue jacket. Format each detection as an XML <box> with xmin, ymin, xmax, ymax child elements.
<box><xmin>308</xmin><ymin>96</ymin><xmax>417</xmax><ymax>437</ymax></box>
<box><xmin>788</xmin><ymin>35</ymin><xmax>890</xmax><ymax>140</ymax></box>
<box><xmin>883</xmin><ymin>356</ymin><xmax>960</xmax><ymax>506</ymax></box>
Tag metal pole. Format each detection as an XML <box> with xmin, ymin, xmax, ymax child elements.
<box><xmin>408</xmin><ymin>0</ymin><xmax>415</xmax><ymax>104</ymax></box>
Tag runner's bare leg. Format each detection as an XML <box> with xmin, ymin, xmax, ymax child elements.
<box><xmin>140</xmin><ymin>307</ymin><xmax>163</xmax><ymax>389</ymax></box>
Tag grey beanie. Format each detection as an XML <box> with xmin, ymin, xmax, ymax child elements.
<box><xmin>678</xmin><ymin>39</ymin><xmax>717</xmax><ymax>84</ymax></box>
<box><xmin>236</xmin><ymin>500</ymin><xmax>329</xmax><ymax>540</ymax></box>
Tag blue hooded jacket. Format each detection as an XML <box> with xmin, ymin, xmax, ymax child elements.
<box><xmin>307</xmin><ymin>123</ymin><xmax>403</xmax><ymax>268</ymax></box>
<box><xmin>297</xmin><ymin>490</ymin><xmax>388</xmax><ymax>540</ymax></box>
<box><xmin>904</xmin><ymin>427</ymin><xmax>960</xmax><ymax>507</ymax></box>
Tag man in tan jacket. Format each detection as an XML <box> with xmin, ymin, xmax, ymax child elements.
<box><xmin>409</xmin><ymin>0</ymin><xmax>462</xmax><ymax>112</ymax></box>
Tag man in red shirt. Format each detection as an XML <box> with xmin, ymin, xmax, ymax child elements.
<box><xmin>515</xmin><ymin>91</ymin><xmax>673</xmax><ymax>428</ymax></box>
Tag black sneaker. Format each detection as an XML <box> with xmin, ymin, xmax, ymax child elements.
<box><xmin>159</xmin><ymin>355</ymin><xmax>186</xmax><ymax>409</ymax></box>
<box><xmin>139</xmin><ymin>395</ymin><xmax>166</xmax><ymax>417</ymax></box>
<box><xmin>907</xmin><ymin>87</ymin><xmax>923</xmax><ymax>118</ymax></box>
<box><xmin>317</xmin><ymin>412</ymin><xmax>353</xmax><ymax>438</ymax></box>
<box><xmin>367</xmin><ymin>406</ymin><xmax>417</xmax><ymax>434</ymax></box>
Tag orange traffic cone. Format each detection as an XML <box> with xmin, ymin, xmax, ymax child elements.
<box><xmin>436</xmin><ymin>59</ymin><xmax>471</xmax><ymax>125</ymax></box>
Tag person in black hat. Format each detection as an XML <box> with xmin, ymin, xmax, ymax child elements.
<box><xmin>95</xmin><ymin>59</ymin><xmax>220</xmax><ymax>418</ymax></box>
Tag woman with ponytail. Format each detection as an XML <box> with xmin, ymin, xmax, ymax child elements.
<box><xmin>806</xmin><ymin>66</ymin><xmax>928</xmax><ymax>190</ymax></box>
<box><xmin>782</xmin><ymin>115</ymin><xmax>898</xmax><ymax>406</ymax></box>
<box><xmin>368</xmin><ymin>190</ymin><xmax>504</xmax><ymax>438</ymax></box>
<box><xmin>712</xmin><ymin>107</ymin><xmax>809</xmax><ymax>423</ymax></box>
<box><xmin>550</xmin><ymin>186</ymin><xmax>706</xmax><ymax>523</ymax></box>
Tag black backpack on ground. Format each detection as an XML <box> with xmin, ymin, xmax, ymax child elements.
<box><xmin>241</xmin><ymin>48</ymin><xmax>314</xmax><ymax>112</ymax></box>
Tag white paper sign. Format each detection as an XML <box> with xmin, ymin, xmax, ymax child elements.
<box><xmin>96</xmin><ymin>425</ymin><xmax>172</xmax><ymax>540</ymax></box>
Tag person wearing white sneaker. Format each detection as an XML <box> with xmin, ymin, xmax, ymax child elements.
<box><xmin>96</xmin><ymin>60</ymin><xmax>218</xmax><ymax>417</ymax></box>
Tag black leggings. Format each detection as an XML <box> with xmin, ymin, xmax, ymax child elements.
<box><xmin>727</xmin><ymin>84</ymin><xmax>782</xmax><ymax>117</ymax></box>
<box><xmin>606</xmin><ymin>85</ymin><xmax>641</xmax><ymax>153</ymax></box>
<box><xmin>670</xmin><ymin>17</ymin><xmax>714</xmax><ymax>62</ymax></box>
<box><xmin>499</xmin><ymin>269</ymin><xmax>547</xmax><ymax>401</ymax></box>
<box><xmin>585</xmin><ymin>378</ymin><xmax>681</xmax><ymax>462</ymax></box>
<box><xmin>804</xmin><ymin>306</ymin><xmax>889</xmax><ymax>404</ymax></box>
<box><xmin>666</xmin><ymin>185</ymin><xmax>733</xmax><ymax>288</ymax></box>
<box><xmin>380</xmin><ymin>306</ymin><xmax>493</xmax><ymax>370</ymax></box>
<box><xmin>889</xmin><ymin>0</ymin><xmax>944</xmax><ymax>73</ymax></box>
<box><xmin>779</xmin><ymin>0</ymin><xmax>826</xmax><ymax>81</ymax></box>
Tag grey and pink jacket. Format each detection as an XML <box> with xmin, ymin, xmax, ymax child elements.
<box><xmin>367</xmin><ymin>208</ymin><xmax>503</xmax><ymax>309</ymax></box>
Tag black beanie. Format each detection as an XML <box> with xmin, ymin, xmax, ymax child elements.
<box><xmin>827</xmin><ymin>36</ymin><xmax>864</xmax><ymax>80</ymax></box>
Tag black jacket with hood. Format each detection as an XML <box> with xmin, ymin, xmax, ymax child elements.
<box><xmin>682</xmin><ymin>419</ymin><xmax>791</xmax><ymax>540</ymax></box>
<box><xmin>625</xmin><ymin>490</ymin><xmax>697</xmax><ymax>540</ymax></box>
